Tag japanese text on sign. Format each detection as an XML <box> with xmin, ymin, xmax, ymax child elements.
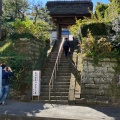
<box><xmin>32</xmin><ymin>71</ymin><xmax>41</xmax><ymax>96</ymax></box>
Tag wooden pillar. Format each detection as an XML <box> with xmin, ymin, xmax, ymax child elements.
<box><xmin>59</xmin><ymin>25</ymin><xmax>62</xmax><ymax>41</ymax></box>
<box><xmin>0</xmin><ymin>0</ymin><xmax>2</xmax><ymax>39</ymax></box>
<box><xmin>57</xmin><ymin>24</ymin><xmax>59</xmax><ymax>40</ymax></box>
<box><xmin>57</xmin><ymin>24</ymin><xmax>62</xmax><ymax>41</ymax></box>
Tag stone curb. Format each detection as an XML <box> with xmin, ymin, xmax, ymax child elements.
<box><xmin>0</xmin><ymin>115</ymin><xmax>74</xmax><ymax>120</ymax></box>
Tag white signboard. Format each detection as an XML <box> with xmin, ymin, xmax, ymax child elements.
<box><xmin>0</xmin><ymin>67</ymin><xmax>2</xmax><ymax>95</ymax></box>
<box><xmin>32</xmin><ymin>70</ymin><xmax>41</xmax><ymax>96</ymax></box>
<box><xmin>69</xmin><ymin>35</ymin><xmax>73</xmax><ymax>41</ymax></box>
<box><xmin>50</xmin><ymin>31</ymin><xmax>57</xmax><ymax>40</ymax></box>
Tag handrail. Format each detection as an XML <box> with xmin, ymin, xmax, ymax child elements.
<box><xmin>49</xmin><ymin>37</ymin><xmax>65</xmax><ymax>100</ymax></box>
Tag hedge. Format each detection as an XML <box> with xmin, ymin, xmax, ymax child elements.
<box><xmin>81</xmin><ymin>22</ymin><xmax>112</xmax><ymax>37</ymax></box>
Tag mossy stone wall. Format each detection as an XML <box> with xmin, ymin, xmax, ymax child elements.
<box><xmin>80</xmin><ymin>57</ymin><xmax>116</xmax><ymax>102</ymax></box>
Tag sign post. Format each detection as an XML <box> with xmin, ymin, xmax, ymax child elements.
<box><xmin>0</xmin><ymin>67</ymin><xmax>2</xmax><ymax>95</ymax></box>
<box><xmin>32</xmin><ymin>70</ymin><xmax>41</xmax><ymax>100</ymax></box>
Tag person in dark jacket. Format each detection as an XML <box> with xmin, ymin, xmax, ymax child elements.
<box><xmin>0</xmin><ymin>63</ymin><xmax>13</xmax><ymax>105</ymax></box>
<box><xmin>63</xmin><ymin>38</ymin><xmax>70</xmax><ymax>57</ymax></box>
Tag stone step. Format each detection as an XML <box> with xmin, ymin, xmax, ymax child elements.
<box><xmin>45</xmin><ymin>63</ymin><xmax>70</xmax><ymax>67</ymax></box>
<box><xmin>59</xmin><ymin>64</ymin><xmax>70</xmax><ymax>67</ymax></box>
<box><xmin>56</xmin><ymin>73</ymin><xmax>71</xmax><ymax>76</ymax></box>
<box><xmin>59</xmin><ymin>60</ymin><xmax>70</xmax><ymax>63</ymax></box>
<box><xmin>43</xmin><ymin>69</ymin><xmax>71</xmax><ymax>74</ymax></box>
<box><xmin>55</xmin><ymin>79</ymin><xmax>70</xmax><ymax>83</ymax></box>
<box><xmin>49</xmin><ymin>53</ymin><xmax>58</xmax><ymax>55</ymax></box>
<box><xmin>42</xmin><ymin>79</ymin><xmax>71</xmax><ymax>84</ymax></box>
<box><xmin>40</xmin><ymin>96</ymin><xmax>68</xmax><ymax>100</ymax></box>
<box><xmin>41</xmin><ymin>84</ymin><xmax>70</xmax><ymax>87</ymax></box>
<box><xmin>42</xmin><ymin>73</ymin><xmax>71</xmax><ymax>77</ymax></box>
<box><xmin>58</xmin><ymin>67</ymin><xmax>71</xmax><ymax>69</ymax></box>
<box><xmin>58</xmin><ymin>66</ymin><xmax>70</xmax><ymax>69</ymax></box>
<box><xmin>41</xmin><ymin>85</ymin><xmax>70</xmax><ymax>89</ymax></box>
<box><xmin>57</xmin><ymin>70</ymin><xmax>71</xmax><ymax>73</ymax></box>
<box><xmin>45</xmin><ymin>64</ymin><xmax>56</xmax><ymax>66</ymax></box>
<box><xmin>43</xmin><ymin>66</ymin><xmax>70</xmax><ymax>69</ymax></box>
<box><xmin>41</xmin><ymin>88</ymin><xmax>69</xmax><ymax>92</ymax></box>
<box><xmin>39</xmin><ymin>99</ymin><xmax>68</xmax><ymax>104</ymax></box>
<box><xmin>58</xmin><ymin>62</ymin><xmax>70</xmax><ymax>66</ymax></box>
<box><xmin>48</xmin><ymin>58</ymin><xmax>68</xmax><ymax>61</ymax></box>
<box><xmin>39</xmin><ymin>44</ymin><xmax>72</xmax><ymax>104</ymax></box>
<box><xmin>42</xmin><ymin>76</ymin><xmax>71</xmax><ymax>79</ymax></box>
<box><xmin>42</xmin><ymin>68</ymin><xmax>55</xmax><ymax>72</ymax></box>
<box><xmin>41</xmin><ymin>81</ymin><xmax>49</xmax><ymax>85</ymax></box>
<box><xmin>41</xmin><ymin>85</ymin><xmax>69</xmax><ymax>89</ymax></box>
<box><xmin>54</xmin><ymin>82</ymin><xmax>70</xmax><ymax>85</ymax></box>
<box><xmin>55</xmin><ymin>80</ymin><xmax>70</xmax><ymax>84</ymax></box>
<box><xmin>46</xmin><ymin>61</ymin><xmax>56</xmax><ymax>63</ymax></box>
<box><xmin>41</xmin><ymin>81</ymin><xmax>70</xmax><ymax>85</ymax></box>
<box><xmin>43</xmin><ymin>67</ymin><xmax>71</xmax><ymax>71</ymax></box>
<box><xmin>44</xmin><ymin>67</ymin><xmax>70</xmax><ymax>71</ymax></box>
<box><xmin>42</xmin><ymin>70</ymin><xmax>71</xmax><ymax>75</ymax></box>
<box><xmin>40</xmin><ymin>92</ymin><xmax>69</xmax><ymax>96</ymax></box>
<box><xmin>56</xmin><ymin>76</ymin><xmax>71</xmax><ymax>80</ymax></box>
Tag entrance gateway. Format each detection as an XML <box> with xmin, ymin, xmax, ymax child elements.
<box><xmin>46</xmin><ymin>0</ymin><xmax>93</xmax><ymax>40</ymax></box>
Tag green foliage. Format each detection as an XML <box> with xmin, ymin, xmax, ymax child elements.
<box><xmin>0</xmin><ymin>51</ymin><xmax>29</xmax><ymax>91</ymax></box>
<box><xmin>0</xmin><ymin>16</ymin><xmax>14</xmax><ymax>38</ymax></box>
<box><xmin>108</xmin><ymin>80</ymin><xmax>120</xmax><ymax>99</ymax></box>
<box><xmin>105</xmin><ymin>0</ymin><xmax>120</xmax><ymax>21</ymax></box>
<box><xmin>0</xmin><ymin>39</ymin><xmax>44</xmax><ymax>92</ymax></box>
<box><xmin>36</xmin><ymin>21</ymin><xmax>50</xmax><ymax>40</ymax></box>
<box><xmin>68</xmin><ymin>20</ymin><xmax>81</xmax><ymax>37</ymax></box>
<box><xmin>39</xmin><ymin>6</ymin><xmax>51</xmax><ymax>23</ymax></box>
<box><xmin>34</xmin><ymin>44</ymin><xmax>50</xmax><ymax>70</ymax></box>
<box><xmin>9</xmin><ymin>33</ymin><xmax>35</xmax><ymax>40</ymax></box>
<box><xmin>69</xmin><ymin>19</ymin><xmax>85</xmax><ymax>38</ymax></box>
<box><xmin>94</xmin><ymin>2</ymin><xmax>108</xmax><ymax>21</ymax></box>
<box><xmin>0</xmin><ymin>32</ymin><xmax>47</xmax><ymax>93</ymax></box>
<box><xmin>69</xmin><ymin>11</ymin><xmax>109</xmax><ymax>39</ymax></box>
<box><xmin>1</xmin><ymin>1</ymin><xmax>52</xmax><ymax>39</ymax></box>
<box><xmin>0</xmin><ymin>40</ymin><xmax>7</xmax><ymax>47</ymax></box>
<box><xmin>82</xmin><ymin>30</ymin><xmax>112</xmax><ymax>64</ymax></box>
<box><xmin>81</xmin><ymin>22</ymin><xmax>111</xmax><ymax>37</ymax></box>
<box><xmin>9</xmin><ymin>57</ymin><xmax>31</xmax><ymax>92</ymax></box>
<box><xmin>108</xmin><ymin>58</ymin><xmax>120</xmax><ymax>99</ymax></box>
<box><xmin>0</xmin><ymin>0</ymin><xmax>52</xmax><ymax>96</ymax></box>
<box><xmin>31</xmin><ymin>5</ymin><xmax>51</xmax><ymax>24</ymax></box>
<box><xmin>13</xmin><ymin>18</ymin><xmax>34</xmax><ymax>34</ymax></box>
<box><xmin>12</xmin><ymin>18</ymin><xmax>50</xmax><ymax>40</ymax></box>
<box><xmin>69</xmin><ymin>1</ymin><xmax>120</xmax><ymax>100</ymax></box>
<box><xmin>2</xmin><ymin>0</ymin><xmax>29</xmax><ymax>21</ymax></box>
<box><xmin>107</xmin><ymin>48</ymin><xmax>120</xmax><ymax>100</ymax></box>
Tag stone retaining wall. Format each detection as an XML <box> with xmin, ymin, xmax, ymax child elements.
<box><xmin>80</xmin><ymin>57</ymin><xmax>116</xmax><ymax>102</ymax></box>
<box><xmin>14</xmin><ymin>38</ymin><xmax>45</xmax><ymax>65</ymax></box>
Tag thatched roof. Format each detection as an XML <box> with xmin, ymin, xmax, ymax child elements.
<box><xmin>46</xmin><ymin>0</ymin><xmax>93</xmax><ymax>16</ymax></box>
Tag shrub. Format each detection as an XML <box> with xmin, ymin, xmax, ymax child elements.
<box><xmin>81</xmin><ymin>22</ymin><xmax>111</xmax><ymax>37</ymax></box>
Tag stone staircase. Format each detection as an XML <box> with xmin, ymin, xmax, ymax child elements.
<box><xmin>40</xmin><ymin>42</ymin><xmax>71</xmax><ymax>104</ymax></box>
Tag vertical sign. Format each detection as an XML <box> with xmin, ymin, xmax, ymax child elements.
<box><xmin>0</xmin><ymin>67</ymin><xmax>2</xmax><ymax>95</ymax></box>
<box><xmin>32</xmin><ymin>70</ymin><xmax>41</xmax><ymax>97</ymax></box>
<box><xmin>69</xmin><ymin>35</ymin><xmax>73</xmax><ymax>41</ymax></box>
<box><xmin>0</xmin><ymin>0</ymin><xmax>2</xmax><ymax>39</ymax></box>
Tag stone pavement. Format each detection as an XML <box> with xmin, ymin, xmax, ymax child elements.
<box><xmin>0</xmin><ymin>100</ymin><xmax>120</xmax><ymax>120</ymax></box>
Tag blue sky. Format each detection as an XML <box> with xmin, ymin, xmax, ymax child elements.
<box><xmin>29</xmin><ymin>0</ymin><xmax>110</xmax><ymax>6</ymax></box>
<box><xmin>29</xmin><ymin>0</ymin><xmax>110</xmax><ymax>10</ymax></box>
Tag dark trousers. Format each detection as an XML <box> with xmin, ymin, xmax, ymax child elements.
<box><xmin>64</xmin><ymin>46</ymin><xmax>69</xmax><ymax>57</ymax></box>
